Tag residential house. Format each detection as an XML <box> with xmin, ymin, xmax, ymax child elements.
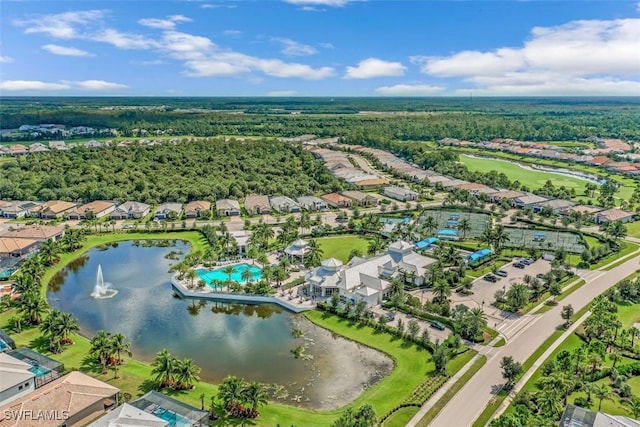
<box><xmin>0</xmin><ymin>238</ymin><xmax>40</xmax><ymax>261</ymax></box>
<box><xmin>560</xmin><ymin>205</ymin><xmax>603</xmax><ymax>218</ymax></box>
<box><xmin>110</xmin><ymin>201</ymin><xmax>151</xmax><ymax>220</ymax></box>
<box><xmin>559</xmin><ymin>404</ymin><xmax>640</xmax><ymax>427</ymax></box>
<box><xmin>48</xmin><ymin>141</ymin><xmax>68</xmax><ymax>150</ymax></box>
<box><xmin>321</xmin><ymin>193</ymin><xmax>352</xmax><ymax>208</ymax></box>
<box><xmin>0</xmin><ymin>225</ymin><xmax>65</xmax><ymax>242</ymax></box>
<box><xmin>513</xmin><ymin>194</ymin><xmax>549</xmax><ymax>209</ymax></box>
<box><xmin>533</xmin><ymin>199</ymin><xmax>575</xmax><ymax>214</ymax></box>
<box><xmin>215</xmin><ymin>199</ymin><xmax>241</xmax><ymax>217</ymax></box>
<box><xmin>0</xmin><ymin>371</ymin><xmax>119</xmax><ymax>427</ymax></box>
<box><xmin>441</xmin><ymin>179</ymin><xmax>470</xmax><ymax>190</ymax></box>
<box><xmin>0</xmin><ymin>201</ymin><xmax>41</xmax><ymax>219</ymax></box>
<box><xmin>270</xmin><ymin>196</ymin><xmax>301</xmax><ymax>213</ymax></box>
<box><xmin>382</xmin><ymin>186</ymin><xmax>419</xmax><ymax>202</ymax></box>
<box><xmin>184</xmin><ymin>201</ymin><xmax>211</xmax><ymax>218</ymax></box>
<box><xmin>296</xmin><ymin>196</ymin><xmax>328</xmax><ymax>212</ymax></box>
<box><xmin>0</xmin><ymin>352</ymin><xmax>36</xmax><ymax>406</ymax></box>
<box><xmin>8</xmin><ymin>145</ymin><xmax>28</xmax><ymax>156</ymax></box>
<box><xmin>68</xmin><ymin>201</ymin><xmax>116</xmax><ymax>220</ymax></box>
<box><xmin>490</xmin><ymin>190</ymin><xmax>526</xmax><ymax>203</ymax></box>
<box><xmin>154</xmin><ymin>203</ymin><xmax>183</xmax><ymax>220</ymax></box>
<box><xmin>244</xmin><ymin>195</ymin><xmax>271</xmax><ymax>215</ymax></box>
<box><xmin>341</xmin><ymin>191</ymin><xmax>378</xmax><ymax>207</ymax></box>
<box><xmin>28</xmin><ymin>143</ymin><xmax>50</xmax><ymax>154</ymax></box>
<box><xmin>128</xmin><ymin>391</ymin><xmax>208</xmax><ymax>427</ymax></box>
<box><xmin>31</xmin><ymin>200</ymin><xmax>77</xmax><ymax>219</ymax></box>
<box><xmin>594</xmin><ymin>208</ymin><xmax>635</xmax><ymax>224</ymax></box>
<box><xmin>88</xmin><ymin>403</ymin><xmax>168</xmax><ymax>427</ymax></box>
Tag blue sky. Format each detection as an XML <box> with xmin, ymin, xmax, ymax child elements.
<box><xmin>1</xmin><ymin>0</ymin><xmax>639</xmax><ymax>96</ymax></box>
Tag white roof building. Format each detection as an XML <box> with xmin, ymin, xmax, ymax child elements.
<box><xmin>88</xmin><ymin>403</ymin><xmax>168</xmax><ymax>427</ymax></box>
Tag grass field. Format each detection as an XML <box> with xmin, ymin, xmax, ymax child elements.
<box><xmin>624</xmin><ymin>221</ymin><xmax>640</xmax><ymax>238</ymax></box>
<box><xmin>460</xmin><ymin>155</ymin><xmax>589</xmax><ymax>195</ymax></box>
<box><xmin>316</xmin><ymin>235</ymin><xmax>372</xmax><ymax>263</ymax></box>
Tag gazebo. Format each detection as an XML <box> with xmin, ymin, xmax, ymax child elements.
<box><xmin>284</xmin><ymin>239</ymin><xmax>310</xmax><ymax>263</ymax></box>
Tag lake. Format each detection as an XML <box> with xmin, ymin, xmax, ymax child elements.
<box><xmin>48</xmin><ymin>240</ymin><xmax>392</xmax><ymax>409</ymax></box>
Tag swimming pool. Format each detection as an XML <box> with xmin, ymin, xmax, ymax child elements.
<box><xmin>29</xmin><ymin>365</ymin><xmax>52</xmax><ymax>378</ymax></box>
<box><xmin>152</xmin><ymin>407</ymin><xmax>193</xmax><ymax>427</ymax></box>
<box><xmin>196</xmin><ymin>263</ymin><xmax>263</xmax><ymax>287</ymax></box>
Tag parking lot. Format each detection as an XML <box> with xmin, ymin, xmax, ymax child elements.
<box><xmin>458</xmin><ymin>258</ymin><xmax>552</xmax><ymax>322</ymax></box>
<box><xmin>371</xmin><ymin>306</ymin><xmax>452</xmax><ymax>342</ymax></box>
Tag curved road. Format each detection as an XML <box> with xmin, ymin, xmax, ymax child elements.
<box><xmin>425</xmin><ymin>252</ymin><xmax>640</xmax><ymax>427</ymax></box>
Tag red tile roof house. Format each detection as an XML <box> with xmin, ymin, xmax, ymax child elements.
<box><xmin>594</xmin><ymin>208</ymin><xmax>635</xmax><ymax>224</ymax></box>
<box><xmin>184</xmin><ymin>200</ymin><xmax>211</xmax><ymax>218</ymax></box>
<box><xmin>589</xmin><ymin>156</ymin><xmax>612</xmax><ymax>166</ymax></box>
<box><xmin>244</xmin><ymin>195</ymin><xmax>271</xmax><ymax>215</ymax></box>
<box><xmin>0</xmin><ymin>225</ymin><xmax>66</xmax><ymax>242</ymax></box>
<box><xmin>0</xmin><ymin>371</ymin><xmax>119</xmax><ymax>427</ymax></box>
<box><xmin>321</xmin><ymin>193</ymin><xmax>352</xmax><ymax>208</ymax></box>
<box><xmin>67</xmin><ymin>201</ymin><xmax>116</xmax><ymax>220</ymax></box>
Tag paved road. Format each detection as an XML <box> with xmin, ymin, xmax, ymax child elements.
<box><xmin>426</xmin><ymin>253</ymin><xmax>640</xmax><ymax>427</ymax></box>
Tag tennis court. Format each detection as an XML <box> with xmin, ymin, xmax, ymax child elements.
<box><xmin>502</xmin><ymin>228</ymin><xmax>586</xmax><ymax>253</ymax></box>
<box><xmin>419</xmin><ymin>210</ymin><xmax>490</xmax><ymax>240</ymax></box>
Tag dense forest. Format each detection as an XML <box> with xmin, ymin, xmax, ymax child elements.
<box><xmin>1</xmin><ymin>97</ymin><xmax>639</xmax><ymax>142</ymax></box>
<box><xmin>0</xmin><ymin>139</ymin><xmax>343</xmax><ymax>203</ymax></box>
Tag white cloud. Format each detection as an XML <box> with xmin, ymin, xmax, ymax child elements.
<box><xmin>92</xmin><ymin>29</ymin><xmax>159</xmax><ymax>50</ymax></box>
<box><xmin>72</xmin><ymin>80</ymin><xmax>129</xmax><ymax>90</ymax></box>
<box><xmin>138</xmin><ymin>15</ymin><xmax>192</xmax><ymax>30</ymax></box>
<box><xmin>272</xmin><ymin>37</ymin><xmax>317</xmax><ymax>56</ymax></box>
<box><xmin>14</xmin><ymin>10</ymin><xmax>106</xmax><ymax>39</ymax></box>
<box><xmin>344</xmin><ymin>58</ymin><xmax>406</xmax><ymax>79</ymax></box>
<box><xmin>375</xmin><ymin>84</ymin><xmax>445</xmax><ymax>96</ymax></box>
<box><xmin>0</xmin><ymin>79</ymin><xmax>128</xmax><ymax>92</ymax></box>
<box><xmin>0</xmin><ymin>80</ymin><xmax>71</xmax><ymax>91</ymax></box>
<box><xmin>0</xmin><ymin>56</ymin><xmax>14</xmax><ymax>63</ymax></box>
<box><xmin>417</xmin><ymin>18</ymin><xmax>640</xmax><ymax>95</ymax></box>
<box><xmin>266</xmin><ymin>90</ymin><xmax>298</xmax><ymax>96</ymax></box>
<box><xmin>131</xmin><ymin>59</ymin><xmax>165</xmax><ymax>66</ymax></box>
<box><xmin>42</xmin><ymin>44</ymin><xmax>93</xmax><ymax>57</ymax></box>
<box><xmin>318</xmin><ymin>42</ymin><xmax>334</xmax><ymax>49</ymax></box>
<box><xmin>284</xmin><ymin>0</ymin><xmax>355</xmax><ymax>6</ymax></box>
<box><xmin>201</xmin><ymin>3</ymin><xmax>237</xmax><ymax>9</ymax></box>
<box><xmin>222</xmin><ymin>30</ymin><xmax>242</xmax><ymax>37</ymax></box>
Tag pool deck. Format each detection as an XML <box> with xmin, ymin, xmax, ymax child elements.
<box><xmin>171</xmin><ymin>276</ymin><xmax>315</xmax><ymax>313</ymax></box>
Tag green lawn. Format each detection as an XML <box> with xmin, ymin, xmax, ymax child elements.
<box><xmin>384</xmin><ymin>407</ymin><xmax>419</xmax><ymax>427</ymax></box>
<box><xmin>459</xmin><ymin>155</ymin><xmax>589</xmax><ymax>195</ymax></box>
<box><xmin>0</xmin><ymin>306</ymin><xmax>445</xmax><ymax>426</ymax></box>
<box><xmin>624</xmin><ymin>221</ymin><xmax>640</xmax><ymax>238</ymax></box>
<box><xmin>316</xmin><ymin>235</ymin><xmax>372</xmax><ymax>263</ymax></box>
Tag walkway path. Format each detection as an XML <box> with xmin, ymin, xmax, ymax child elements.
<box><xmin>419</xmin><ymin>252</ymin><xmax>639</xmax><ymax>427</ymax></box>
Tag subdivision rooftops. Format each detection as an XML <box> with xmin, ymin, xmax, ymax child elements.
<box><xmin>0</xmin><ymin>225</ymin><xmax>65</xmax><ymax>241</ymax></box>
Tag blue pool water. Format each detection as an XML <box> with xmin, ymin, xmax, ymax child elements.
<box><xmin>153</xmin><ymin>407</ymin><xmax>192</xmax><ymax>427</ymax></box>
<box><xmin>196</xmin><ymin>263</ymin><xmax>263</xmax><ymax>286</ymax></box>
<box><xmin>29</xmin><ymin>365</ymin><xmax>52</xmax><ymax>378</ymax></box>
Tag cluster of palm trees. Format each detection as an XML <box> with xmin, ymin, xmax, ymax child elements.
<box><xmin>89</xmin><ymin>331</ymin><xmax>132</xmax><ymax>378</ymax></box>
<box><xmin>217</xmin><ymin>375</ymin><xmax>268</xmax><ymax>419</ymax></box>
<box><xmin>39</xmin><ymin>309</ymin><xmax>80</xmax><ymax>353</ymax></box>
<box><xmin>151</xmin><ymin>349</ymin><xmax>201</xmax><ymax>390</ymax></box>
<box><xmin>480</xmin><ymin>223</ymin><xmax>510</xmax><ymax>255</ymax></box>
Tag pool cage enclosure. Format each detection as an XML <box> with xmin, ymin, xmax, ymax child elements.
<box><xmin>7</xmin><ymin>347</ymin><xmax>65</xmax><ymax>388</ymax></box>
<box><xmin>130</xmin><ymin>391</ymin><xmax>209</xmax><ymax>426</ymax></box>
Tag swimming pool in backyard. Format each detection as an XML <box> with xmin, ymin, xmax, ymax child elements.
<box><xmin>196</xmin><ymin>263</ymin><xmax>262</xmax><ymax>286</ymax></box>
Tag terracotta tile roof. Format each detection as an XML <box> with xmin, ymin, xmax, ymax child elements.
<box><xmin>185</xmin><ymin>200</ymin><xmax>211</xmax><ymax>212</ymax></box>
<box><xmin>0</xmin><ymin>238</ymin><xmax>38</xmax><ymax>254</ymax></box>
<box><xmin>596</xmin><ymin>208</ymin><xmax>634</xmax><ymax>222</ymax></box>
<box><xmin>69</xmin><ymin>201</ymin><xmax>115</xmax><ymax>215</ymax></box>
<box><xmin>321</xmin><ymin>193</ymin><xmax>351</xmax><ymax>204</ymax></box>
<box><xmin>0</xmin><ymin>225</ymin><xmax>65</xmax><ymax>241</ymax></box>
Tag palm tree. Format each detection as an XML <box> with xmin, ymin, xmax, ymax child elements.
<box><xmin>218</xmin><ymin>375</ymin><xmax>245</xmax><ymax>409</ymax></box>
<box><xmin>432</xmin><ymin>280</ymin><xmax>451</xmax><ymax>304</ymax></box>
<box><xmin>468</xmin><ymin>307</ymin><xmax>487</xmax><ymax>334</ymax></box>
<box><xmin>40</xmin><ymin>310</ymin><xmax>63</xmax><ymax>353</ymax></box>
<box><xmin>222</xmin><ymin>266</ymin><xmax>236</xmax><ymax>282</ymax></box>
<box><xmin>492</xmin><ymin>224</ymin><xmax>510</xmax><ymax>254</ymax></box>
<box><xmin>506</xmin><ymin>284</ymin><xmax>530</xmax><ymax>311</ymax></box>
<box><xmin>151</xmin><ymin>349</ymin><xmax>178</xmax><ymax>389</ymax></box>
<box><xmin>593</xmin><ymin>384</ymin><xmax>614</xmax><ymax>411</ymax></box>
<box><xmin>57</xmin><ymin>311</ymin><xmax>80</xmax><ymax>345</ymax></box>
<box><xmin>241</xmin><ymin>268</ymin><xmax>254</xmax><ymax>284</ymax></box>
<box><xmin>110</xmin><ymin>333</ymin><xmax>132</xmax><ymax>379</ymax></box>
<box><xmin>536</xmin><ymin>389</ymin><xmax>563</xmax><ymax>416</ymax></box>
<box><xmin>186</xmin><ymin>269</ymin><xmax>197</xmax><ymax>289</ymax></box>
<box><xmin>19</xmin><ymin>293</ymin><xmax>48</xmax><ymax>325</ymax></box>
<box><xmin>242</xmin><ymin>381</ymin><xmax>269</xmax><ymax>413</ymax></box>
<box><xmin>458</xmin><ymin>218</ymin><xmax>471</xmax><ymax>240</ymax></box>
<box><xmin>175</xmin><ymin>358</ymin><xmax>201</xmax><ymax>390</ymax></box>
<box><xmin>304</xmin><ymin>239</ymin><xmax>324</xmax><ymax>268</ymax></box>
<box><xmin>90</xmin><ymin>331</ymin><xmax>114</xmax><ymax>374</ymax></box>
<box><xmin>422</xmin><ymin>215</ymin><xmax>437</xmax><ymax>236</ymax></box>
<box><xmin>39</xmin><ymin>238</ymin><xmax>60</xmax><ymax>266</ymax></box>
<box><xmin>624</xmin><ymin>396</ymin><xmax>640</xmax><ymax>419</ymax></box>
<box><xmin>628</xmin><ymin>326</ymin><xmax>639</xmax><ymax>348</ymax></box>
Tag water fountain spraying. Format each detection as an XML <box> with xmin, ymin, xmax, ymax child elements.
<box><xmin>91</xmin><ymin>264</ymin><xmax>118</xmax><ymax>299</ymax></box>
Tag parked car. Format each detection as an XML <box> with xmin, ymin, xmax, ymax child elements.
<box><xmin>430</xmin><ymin>321</ymin><xmax>446</xmax><ymax>331</ymax></box>
<box><xmin>484</xmin><ymin>274</ymin><xmax>498</xmax><ymax>282</ymax></box>
<box><xmin>513</xmin><ymin>262</ymin><xmax>526</xmax><ymax>269</ymax></box>
<box><xmin>496</xmin><ymin>270</ymin><xmax>508</xmax><ymax>277</ymax></box>
<box><xmin>522</xmin><ymin>258</ymin><xmax>535</xmax><ymax>265</ymax></box>
<box><xmin>385</xmin><ymin>312</ymin><xmax>396</xmax><ymax>322</ymax></box>
<box><xmin>536</xmin><ymin>273</ymin><xmax>546</xmax><ymax>280</ymax></box>
<box><xmin>122</xmin><ymin>224</ymin><xmax>133</xmax><ymax>229</ymax></box>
